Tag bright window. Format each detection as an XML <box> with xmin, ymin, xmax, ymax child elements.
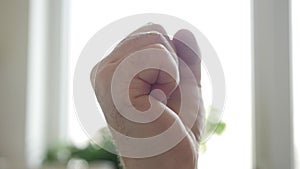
<box><xmin>67</xmin><ymin>0</ymin><xmax>252</xmax><ymax>168</ymax></box>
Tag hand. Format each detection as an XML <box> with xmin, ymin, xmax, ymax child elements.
<box><xmin>91</xmin><ymin>23</ymin><xmax>204</xmax><ymax>169</ymax></box>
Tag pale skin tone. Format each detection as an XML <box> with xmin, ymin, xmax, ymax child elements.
<box><xmin>91</xmin><ymin>24</ymin><xmax>204</xmax><ymax>169</ymax></box>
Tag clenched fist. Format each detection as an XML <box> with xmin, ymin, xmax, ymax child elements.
<box><xmin>91</xmin><ymin>23</ymin><xmax>204</xmax><ymax>169</ymax></box>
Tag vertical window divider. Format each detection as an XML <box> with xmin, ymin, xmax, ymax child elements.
<box><xmin>252</xmin><ymin>0</ymin><xmax>294</xmax><ymax>168</ymax></box>
<box><xmin>26</xmin><ymin>0</ymin><xmax>69</xmax><ymax>168</ymax></box>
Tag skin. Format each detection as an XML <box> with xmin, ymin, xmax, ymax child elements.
<box><xmin>91</xmin><ymin>23</ymin><xmax>204</xmax><ymax>169</ymax></box>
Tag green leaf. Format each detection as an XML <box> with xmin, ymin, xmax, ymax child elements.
<box><xmin>214</xmin><ymin>122</ymin><xmax>226</xmax><ymax>135</ymax></box>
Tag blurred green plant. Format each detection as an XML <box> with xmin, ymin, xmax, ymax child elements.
<box><xmin>199</xmin><ymin>106</ymin><xmax>226</xmax><ymax>153</ymax></box>
<box><xmin>43</xmin><ymin>127</ymin><xmax>122</xmax><ymax>169</ymax></box>
<box><xmin>43</xmin><ymin>108</ymin><xmax>225</xmax><ymax>168</ymax></box>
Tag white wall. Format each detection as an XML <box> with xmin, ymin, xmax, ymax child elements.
<box><xmin>0</xmin><ymin>0</ymin><xmax>29</xmax><ymax>168</ymax></box>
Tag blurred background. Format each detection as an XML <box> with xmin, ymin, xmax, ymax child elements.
<box><xmin>0</xmin><ymin>0</ymin><xmax>299</xmax><ymax>169</ymax></box>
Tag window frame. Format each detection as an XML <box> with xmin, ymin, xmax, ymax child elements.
<box><xmin>252</xmin><ymin>0</ymin><xmax>294</xmax><ymax>168</ymax></box>
<box><xmin>26</xmin><ymin>0</ymin><xmax>69</xmax><ymax>167</ymax></box>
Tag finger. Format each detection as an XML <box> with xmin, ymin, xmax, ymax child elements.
<box><xmin>129</xmin><ymin>23</ymin><xmax>168</xmax><ymax>36</ymax></box>
<box><xmin>128</xmin><ymin>23</ymin><xmax>176</xmax><ymax>50</ymax></box>
<box><xmin>172</xmin><ymin>29</ymin><xmax>201</xmax><ymax>83</ymax></box>
<box><xmin>90</xmin><ymin>31</ymin><xmax>177</xmax><ymax>89</ymax></box>
<box><xmin>91</xmin><ymin>24</ymin><xmax>179</xmax><ymax>91</ymax></box>
<box><xmin>104</xmin><ymin>31</ymin><xmax>177</xmax><ymax>65</ymax></box>
<box><xmin>90</xmin><ymin>62</ymin><xmax>98</xmax><ymax>90</ymax></box>
<box><xmin>169</xmin><ymin>29</ymin><xmax>204</xmax><ymax>141</ymax></box>
<box><xmin>100</xmin><ymin>23</ymin><xmax>176</xmax><ymax>65</ymax></box>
